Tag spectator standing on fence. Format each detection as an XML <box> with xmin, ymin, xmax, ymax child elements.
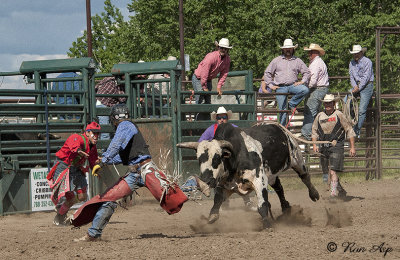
<box><xmin>312</xmin><ymin>94</ymin><xmax>356</xmax><ymax>197</ymax></box>
<box><xmin>192</xmin><ymin>38</ymin><xmax>232</xmax><ymax>107</ymax></box>
<box><xmin>348</xmin><ymin>44</ymin><xmax>374</xmax><ymax>138</ymax></box>
<box><xmin>301</xmin><ymin>43</ymin><xmax>330</xmax><ymax>140</ymax></box>
<box><xmin>51</xmin><ymin>72</ymin><xmax>81</xmax><ymax>120</ymax></box>
<box><xmin>264</xmin><ymin>39</ymin><xmax>310</xmax><ymax>126</ymax></box>
<box><xmin>95</xmin><ymin>75</ymin><xmax>126</xmax><ymax>140</ymax></box>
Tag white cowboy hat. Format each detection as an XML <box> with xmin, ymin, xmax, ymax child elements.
<box><xmin>210</xmin><ymin>106</ymin><xmax>233</xmax><ymax>121</ymax></box>
<box><xmin>349</xmin><ymin>45</ymin><xmax>367</xmax><ymax>54</ymax></box>
<box><xmin>304</xmin><ymin>43</ymin><xmax>325</xmax><ymax>56</ymax></box>
<box><xmin>321</xmin><ymin>94</ymin><xmax>340</xmax><ymax>103</ymax></box>
<box><xmin>215</xmin><ymin>38</ymin><xmax>233</xmax><ymax>49</ymax></box>
<box><xmin>280</xmin><ymin>39</ymin><xmax>298</xmax><ymax>49</ymax></box>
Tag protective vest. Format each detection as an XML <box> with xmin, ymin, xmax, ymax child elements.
<box><xmin>118</xmin><ymin>121</ymin><xmax>150</xmax><ymax>165</ymax></box>
<box><xmin>317</xmin><ymin>112</ymin><xmax>346</xmax><ymax>149</ymax></box>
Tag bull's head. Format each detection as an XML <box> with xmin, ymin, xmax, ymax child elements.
<box><xmin>176</xmin><ymin>140</ymin><xmax>233</xmax><ymax>188</ymax></box>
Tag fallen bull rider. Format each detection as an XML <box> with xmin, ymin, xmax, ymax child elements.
<box><xmin>70</xmin><ymin>104</ymin><xmax>188</xmax><ymax>242</ymax></box>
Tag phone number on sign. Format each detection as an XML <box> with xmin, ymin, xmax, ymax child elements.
<box><xmin>33</xmin><ymin>200</ymin><xmax>54</xmax><ymax>208</ymax></box>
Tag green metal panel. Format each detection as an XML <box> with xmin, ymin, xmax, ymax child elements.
<box><xmin>111</xmin><ymin>60</ymin><xmax>180</xmax><ymax>75</ymax></box>
<box><xmin>0</xmin><ymin>172</ymin><xmax>30</xmax><ymax>214</ymax></box>
<box><xmin>19</xmin><ymin>57</ymin><xmax>96</xmax><ymax>74</ymax></box>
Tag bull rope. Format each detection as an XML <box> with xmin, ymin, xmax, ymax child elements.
<box><xmin>255</xmin><ymin>121</ymin><xmax>335</xmax><ymax>146</ymax></box>
<box><xmin>340</xmin><ymin>92</ymin><xmax>359</xmax><ymax>127</ymax></box>
<box><xmin>285</xmin><ymin>107</ymin><xmax>297</xmax><ymax>128</ymax></box>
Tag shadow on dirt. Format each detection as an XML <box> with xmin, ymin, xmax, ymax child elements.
<box><xmin>137</xmin><ymin>233</ymin><xmax>193</xmax><ymax>239</ymax></box>
<box><xmin>340</xmin><ymin>195</ymin><xmax>365</xmax><ymax>202</ymax></box>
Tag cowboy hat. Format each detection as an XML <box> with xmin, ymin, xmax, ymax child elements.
<box><xmin>280</xmin><ymin>39</ymin><xmax>298</xmax><ymax>49</ymax></box>
<box><xmin>349</xmin><ymin>45</ymin><xmax>367</xmax><ymax>54</ymax></box>
<box><xmin>304</xmin><ymin>43</ymin><xmax>325</xmax><ymax>56</ymax></box>
<box><xmin>320</xmin><ymin>94</ymin><xmax>340</xmax><ymax>103</ymax></box>
<box><xmin>214</xmin><ymin>38</ymin><xmax>233</xmax><ymax>49</ymax></box>
<box><xmin>210</xmin><ymin>106</ymin><xmax>233</xmax><ymax>121</ymax></box>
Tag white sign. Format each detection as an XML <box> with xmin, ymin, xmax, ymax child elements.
<box><xmin>30</xmin><ymin>168</ymin><xmax>54</xmax><ymax>211</ymax></box>
<box><xmin>30</xmin><ymin>167</ymin><xmax>90</xmax><ymax>212</ymax></box>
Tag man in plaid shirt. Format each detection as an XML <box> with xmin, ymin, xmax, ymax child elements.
<box><xmin>95</xmin><ymin>77</ymin><xmax>126</xmax><ymax>107</ymax></box>
<box><xmin>95</xmin><ymin>77</ymin><xmax>126</xmax><ymax>140</ymax></box>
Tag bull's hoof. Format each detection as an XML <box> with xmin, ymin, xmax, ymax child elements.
<box><xmin>309</xmin><ymin>188</ymin><xmax>320</xmax><ymax>201</ymax></box>
<box><xmin>208</xmin><ymin>213</ymin><xmax>220</xmax><ymax>224</ymax></box>
<box><xmin>262</xmin><ymin>218</ymin><xmax>273</xmax><ymax>229</ymax></box>
<box><xmin>282</xmin><ymin>204</ymin><xmax>292</xmax><ymax>214</ymax></box>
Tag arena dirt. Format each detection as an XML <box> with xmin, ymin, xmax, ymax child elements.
<box><xmin>1</xmin><ymin>179</ymin><xmax>399</xmax><ymax>259</ymax></box>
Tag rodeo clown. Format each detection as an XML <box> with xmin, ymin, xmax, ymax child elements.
<box><xmin>71</xmin><ymin>104</ymin><xmax>188</xmax><ymax>242</ymax></box>
<box><xmin>47</xmin><ymin>121</ymin><xmax>101</xmax><ymax>225</ymax></box>
<box><xmin>311</xmin><ymin>94</ymin><xmax>356</xmax><ymax>198</ymax></box>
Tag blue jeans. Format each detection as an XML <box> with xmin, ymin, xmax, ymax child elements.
<box><xmin>344</xmin><ymin>82</ymin><xmax>374</xmax><ymax>136</ymax></box>
<box><xmin>192</xmin><ymin>74</ymin><xmax>212</xmax><ymax>104</ymax></box>
<box><xmin>96</xmin><ymin>102</ymin><xmax>110</xmax><ymax>140</ymax></box>
<box><xmin>276</xmin><ymin>84</ymin><xmax>309</xmax><ymax>125</ymax></box>
<box><xmin>88</xmin><ymin>172</ymin><xmax>144</xmax><ymax>238</ymax></box>
<box><xmin>301</xmin><ymin>87</ymin><xmax>329</xmax><ymax>140</ymax></box>
<box><xmin>354</xmin><ymin>82</ymin><xmax>374</xmax><ymax>136</ymax></box>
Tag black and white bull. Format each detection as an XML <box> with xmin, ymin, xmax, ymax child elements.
<box><xmin>177</xmin><ymin>122</ymin><xmax>321</xmax><ymax>228</ymax></box>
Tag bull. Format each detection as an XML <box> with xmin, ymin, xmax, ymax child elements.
<box><xmin>177</xmin><ymin>122</ymin><xmax>323</xmax><ymax>228</ymax></box>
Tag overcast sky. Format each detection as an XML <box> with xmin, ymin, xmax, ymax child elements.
<box><xmin>0</xmin><ymin>0</ymin><xmax>130</xmax><ymax>89</ymax></box>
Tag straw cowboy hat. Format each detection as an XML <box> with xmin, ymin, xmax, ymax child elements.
<box><xmin>280</xmin><ymin>39</ymin><xmax>298</xmax><ymax>49</ymax></box>
<box><xmin>210</xmin><ymin>106</ymin><xmax>233</xmax><ymax>121</ymax></box>
<box><xmin>349</xmin><ymin>45</ymin><xmax>367</xmax><ymax>54</ymax></box>
<box><xmin>215</xmin><ymin>38</ymin><xmax>233</xmax><ymax>49</ymax></box>
<box><xmin>304</xmin><ymin>43</ymin><xmax>326</xmax><ymax>56</ymax></box>
<box><xmin>320</xmin><ymin>94</ymin><xmax>340</xmax><ymax>103</ymax></box>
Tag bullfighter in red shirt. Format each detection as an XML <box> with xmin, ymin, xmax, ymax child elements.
<box><xmin>47</xmin><ymin>121</ymin><xmax>101</xmax><ymax>225</ymax></box>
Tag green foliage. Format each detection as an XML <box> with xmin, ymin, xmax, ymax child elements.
<box><xmin>69</xmin><ymin>0</ymin><xmax>400</xmax><ymax>95</ymax></box>
<box><xmin>68</xmin><ymin>0</ymin><xmax>125</xmax><ymax>72</ymax></box>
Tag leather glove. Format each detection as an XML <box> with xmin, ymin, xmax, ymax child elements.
<box><xmin>91</xmin><ymin>163</ymin><xmax>104</xmax><ymax>177</ymax></box>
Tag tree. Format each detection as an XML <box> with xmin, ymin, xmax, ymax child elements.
<box><xmin>68</xmin><ymin>0</ymin><xmax>126</xmax><ymax>72</ymax></box>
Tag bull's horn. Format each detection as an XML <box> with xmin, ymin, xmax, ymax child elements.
<box><xmin>217</xmin><ymin>140</ymin><xmax>233</xmax><ymax>150</ymax></box>
<box><xmin>237</xmin><ymin>183</ymin><xmax>251</xmax><ymax>195</ymax></box>
<box><xmin>176</xmin><ymin>142</ymin><xmax>199</xmax><ymax>150</ymax></box>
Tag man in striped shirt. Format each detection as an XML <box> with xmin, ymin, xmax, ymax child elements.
<box><xmin>301</xmin><ymin>43</ymin><xmax>330</xmax><ymax>140</ymax></box>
